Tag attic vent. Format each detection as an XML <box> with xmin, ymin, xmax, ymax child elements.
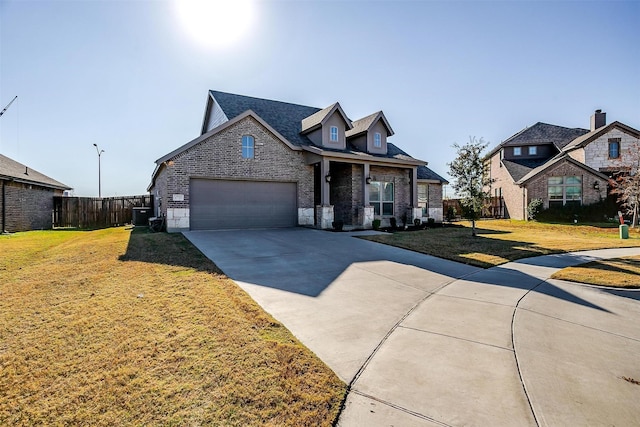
<box><xmin>24</xmin><ymin>167</ymin><xmax>28</xmax><ymax>175</ymax></box>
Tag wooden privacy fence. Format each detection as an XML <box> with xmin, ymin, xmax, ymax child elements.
<box><xmin>443</xmin><ymin>197</ymin><xmax>505</xmax><ymax>220</ymax></box>
<box><xmin>53</xmin><ymin>195</ymin><xmax>152</xmax><ymax>229</ymax></box>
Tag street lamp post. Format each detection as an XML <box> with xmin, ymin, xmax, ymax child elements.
<box><xmin>93</xmin><ymin>143</ymin><xmax>105</xmax><ymax>198</ymax></box>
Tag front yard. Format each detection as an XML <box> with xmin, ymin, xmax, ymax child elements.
<box><xmin>362</xmin><ymin>220</ymin><xmax>640</xmax><ymax>268</ymax></box>
<box><xmin>0</xmin><ymin>228</ymin><xmax>345</xmax><ymax>426</ymax></box>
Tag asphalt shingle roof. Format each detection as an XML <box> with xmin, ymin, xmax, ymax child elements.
<box><xmin>502</xmin><ymin>159</ymin><xmax>549</xmax><ymax>182</ymax></box>
<box><xmin>210</xmin><ymin>90</ymin><xmax>321</xmax><ymax>148</ymax></box>
<box><xmin>502</xmin><ymin>122</ymin><xmax>589</xmax><ymax>150</ymax></box>
<box><xmin>0</xmin><ymin>153</ymin><xmax>70</xmax><ymax>190</ymax></box>
<box><xmin>417</xmin><ymin>165</ymin><xmax>448</xmax><ymax>183</ymax></box>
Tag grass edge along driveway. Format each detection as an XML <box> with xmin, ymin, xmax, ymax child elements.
<box><xmin>0</xmin><ymin>227</ymin><xmax>346</xmax><ymax>426</ymax></box>
<box><xmin>361</xmin><ymin>220</ymin><xmax>640</xmax><ymax>269</ymax></box>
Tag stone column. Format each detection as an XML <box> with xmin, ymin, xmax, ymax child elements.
<box><xmin>316</xmin><ymin>205</ymin><xmax>334</xmax><ymax>229</ymax></box>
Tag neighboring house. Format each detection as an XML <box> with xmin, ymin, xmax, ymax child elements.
<box><xmin>0</xmin><ymin>153</ymin><xmax>71</xmax><ymax>232</ymax></box>
<box><xmin>148</xmin><ymin>90</ymin><xmax>447</xmax><ymax>232</ymax></box>
<box><xmin>486</xmin><ymin>110</ymin><xmax>640</xmax><ymax>220</ymax></box>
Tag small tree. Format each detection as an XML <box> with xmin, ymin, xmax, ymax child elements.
<box><xmin>448</xmin><ymin>137</ymin><xmax>491</xmax><ymax>236</ymax></box>
<box><xmin>611</xmin><ymin>141</ymin><xmax>640</xmax><ymax>228</ymax></box>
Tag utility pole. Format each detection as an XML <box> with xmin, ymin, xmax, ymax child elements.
<box><xmin>93</xmin><ymin>144</ymin><xmax>105</xmax><ymax>198</ymax></box>
<box><xmin>0</xmin><ymin>96</ymin><xmax>17</xmax><ymax>118</ymax></box>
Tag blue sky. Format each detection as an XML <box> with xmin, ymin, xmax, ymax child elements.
<box><xmin>1</xmin><ymin>0</ymin><xmax>638</xmax><ymax>197</ymax></box>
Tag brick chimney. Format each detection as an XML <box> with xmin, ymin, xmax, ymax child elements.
<box><xmin>590</xmin><ymin>109</ymin><xmax>606</xmax><ymax>131</ymax></box>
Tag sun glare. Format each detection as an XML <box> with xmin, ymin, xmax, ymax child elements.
<box><xmin>175</xmin><ymin>0</ymin><xmax>256</xmax><ymax>49</ymax></box>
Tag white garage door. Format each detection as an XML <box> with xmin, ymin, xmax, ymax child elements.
<box><xmin>190</xmin><ymin>179</ymin><xmax>297</xmax><ymax>230</ymax></box>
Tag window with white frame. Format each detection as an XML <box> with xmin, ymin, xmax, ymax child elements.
<box><xmin>370</xmin><ymin>181</ymin><xmax>394</xmax><ymax>216</ymax></box>
<box><xmin>330</xmin><ymin>126</ymin><xmax>338</xmax><ymax>142</ymax></box>
<box><xmin>548</xmin><ymin>176</ymin><xmax>581</xmax><ymax>208</ymax></box>
<box><xmin>528</xmin><ymin>146</ymin><xmax>537</xmax><ymax>155</ymax></box>
<box><xmin>374</xmin><ymin>132</ymin><xmax>382</xmax><ymax>148</ymax></box>
<box><xmin>242</xmin><ymin>135</ymin><xmax>254</xmax><ymax>159</ymax></box>
<box><xmin>418</xmin><ymin>183</ymin><xmax>428</xmax><ymax>216</ymax></box>
<box><xmin>513</xmin><ymin>147</ymin><xmax>522</xmax><ymax>156</ymax></box>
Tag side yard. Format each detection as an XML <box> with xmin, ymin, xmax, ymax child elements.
<box><xmin>0</xmin><ymin>227</ymin><xmax>345</xmax><ymax>426</ymax></box>
<box><xmin>362</xmin><ymin>220</ymin><xmax>640</xmax><ymax>268</ymax></box>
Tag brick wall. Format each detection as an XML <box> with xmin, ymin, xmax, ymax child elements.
<box><xmin>153</xmin><ymin>115</ymin><xmax>314</xmax><ymax>220</ymax></box>
<box><xmin>487</xmin><ymin>153</ymin><xmax>526</xmax><ymax>220</ymax></box>
<box><xmin>1</xmin><ymin>181</ymin><xmax>58</xmax><ymax>232</ymax></box>
<box><xmin>370</xmin><ymin>165</ymin><xmax>412</xmax><ymax>221</ymax></box>
<box><xmin>525</xmin><ymin>160</ymin><xmax>607</xmax><ymax>208</ymax></box>
<box><xmin>330</xmin><ymin>163</ymin><xmax>363</xmax><ymax>225</ymax></box>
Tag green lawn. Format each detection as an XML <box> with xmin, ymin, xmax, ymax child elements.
<box><xmin>362</xmin><ymin>220</ymin><xmax>640</xmax><ymax>268</ymax></box>
<box><xmin>0</xmin><ymin>227</ymin><xmax>345</xmax><ymax>426</ymax></box>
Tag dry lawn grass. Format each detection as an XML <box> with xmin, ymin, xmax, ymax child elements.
<box><xmin>551</xmin><ymin>255</ymin><xmax>640</xmax><ymax>288</ymax></box>
<box><xmin>362</xmin><ymin>220</ymin><xmax>640</xmax><ymax>268</ymax></box>
<box><xmin>0</xmin><ymin>227</ymin><xmax>345</xmax><ymax>426</ymax></box>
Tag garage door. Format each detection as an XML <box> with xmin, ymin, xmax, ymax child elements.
<box><xmin>190</xmin><ymin>179</ymin><xmax>297</xmax><ymax>230</ymax></box>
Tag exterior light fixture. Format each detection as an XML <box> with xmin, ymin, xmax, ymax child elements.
<box><xmin>593</xmin><ymin>181</ymin><xmax>600</xmax><ymax>190</ymax></box>
<box><xmin>93</xmin><ymin>143</ymin><xmax>105</xmax><ymax>198</ymax></box>
<box><xmin>325</xmin><ymin>173</ymin><xmax>331</xmax><ymax>183</ymax></box>
<box><xmin>366</xmin><ymin>176</ymin><xmax>372</xmax><ymax>184</ymax></box>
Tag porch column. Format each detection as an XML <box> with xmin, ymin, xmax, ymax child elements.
<box><xmin>320</xmin><ymin>157</ymin><xmax>330</xmax><ymax>206</ymax></box>
<box><xmin>410</xmin><ymin>166</ymin><xmax>418</xmax><ymax>206</ymax></box>
<box><xmin>362</xmin><ymin>163</ymin><xmax>370</xmax><ymax>205</ymax></box>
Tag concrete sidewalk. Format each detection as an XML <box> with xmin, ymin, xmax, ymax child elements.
<box><xmin>184</xmin><ymin>229</ymin><xmax>640</xmax><ymax>426</ymax></box>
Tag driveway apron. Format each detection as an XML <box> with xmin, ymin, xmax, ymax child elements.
<box><xmin>184</xmin><ymin>228</ymin><xmax>640</xmax><ymax>426</ymax></box>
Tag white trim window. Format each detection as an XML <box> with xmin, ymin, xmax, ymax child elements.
<box><xmin>528</xmin><ymin>146</ymin><xmax>537</xmax><ymax>155</ymax></box>
<box><xmin>513</xmin><ymin>147</ymin><xmax>522</xmax><ymax>156</ymax></box>
<box><xmin>330</xmin><ymin>126</ymin><xmax>339</xmax><ymax>142</ymax></box>
<box><xmin>242</xmin><ymin>135</ymin><xmax>254</xmax><ymax>159</ymax></box>
<box><xmin>370</xmin><ymin>181</ymin><xmax>394</xmax><ymax>216</ymax></box>
<box><xmin>374</xmin><ymin>132</ymin><xmax>382</xmax><ymax>148</ymax></box>
<box><xmin>609</xmin><ymin>138</ymin><xmax>620</xmax><ymax>159</ymax></box>
<box><xmin>548</xmin><ymin>176</ymin><xmax>581</xmax><ymax>208</ymax></box>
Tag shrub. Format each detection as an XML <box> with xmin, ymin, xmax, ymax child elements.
<box><xmin>413</xmin><ymin>218</ymin><xmax>422</xmax><ymax>227</ymax></box>
<box><xmin>332</xmin><ymin>220</ymin><xmax>344</xmax><ymax>231</ymax></box>
<box><xmin>535</xmin><ymin>199</ymin><xmax>619</xmax><ymax>223</ymax></box>
<box><xmin>390</xmin><ymin>217</ymin><xmax>397</xmax><ymax>229</ymax></box>
<box><xmin>527</xmin><ymin>198</ymin><xmax>544</xmax><ymax>220</ymax></box>
<box><xmin>427</xmin><ymin>218</ymin><xmax>436</xmax><ymax>228</ymax></box>
<box><xmin>372</xmin><ymin>219</ymin><xmax>381</xmax><ymax>230</ymax></box>
<box><xmin>446</xmin><ymin>206</ymin><xmax>457</xmax><ymax>222</ymax></box>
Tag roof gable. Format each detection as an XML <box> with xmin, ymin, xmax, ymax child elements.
<box><xmin>516</xmin><ymin>153</ymin><xmax>609</xmax><ymax>185</ymax></box>
<box><xmin>0</xmin><ymin>154</ymin><xmax>71</xmax><ymax>190</ymax></box>
<box><xmin>209</xmin><ymin>90</ymin><xmax>321</xmax><ymax>147</ymax></box>
<box><xmin>346</xmin><ymin>111</ymin><xmax>394</xmax><ymax>138</ymax></box>
<box><xmin>300</xmin><ymin>102</ymin><xmax>352</xmax><ymax>134</ymax></box>
<box><xmin>562</xmin><ymin>121</ymin><xmax>640</xmax><ymax>152</ymax></box>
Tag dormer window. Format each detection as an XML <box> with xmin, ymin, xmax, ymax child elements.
<box><xmin>528</xmin><ymin>146</ymin><xmax>537</xmax><ymax>155</ymax></box>
<box><xmin>513</xmin><ymin>147</ymin><xmax>522</xmax><ymax>156</ymax></box>
<box><xmin>330</xmin><ymin>126</ymin><xmax>338</xmax><ymax>142</ymax></box>
<box><xmin>374</xmin><ymin>132</ymin><xmax>381</xmax><ymax>148</ymax></box>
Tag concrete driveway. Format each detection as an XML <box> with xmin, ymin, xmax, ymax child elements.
<box><xmin>184</xmin><ymin>228</ymin><xmax>640</xmax><ymax>426</ymax></box>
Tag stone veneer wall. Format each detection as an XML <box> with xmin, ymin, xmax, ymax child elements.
<box><xmin>525</xmin><ymin>160</ymin><xmax>607</xmax><ymax>209</ymax></box>
<box><xmin>154</xmin><ymin>116</ymin><xmax>315</xmax><ymax>231</ymax></box>
<box><xmin>582</xmin><ymin>129</ymin><xmax>640</xmax><ymax>172</ymax></box>
<box><xmin>1</xmin><ymin>181</ymin><xmax>58</xmax><ymax>232</ymax></box>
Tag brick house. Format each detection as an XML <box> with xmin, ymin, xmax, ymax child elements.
<box><xmin>148</xmin><ymin>91</ymin><xmax>447</xmax><ymax>232</ymax></box>
<box><xmin>486</xmin><ymin>110</ymin><xmax>639</xmax><ymax>220</ymax></box>
<box><xmin>0</xmin><ymin>153</ymin><xmax>71</xmax><ymax>232</ymax></box>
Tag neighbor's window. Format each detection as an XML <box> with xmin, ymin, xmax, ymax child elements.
<box><xmin>242</xmin><ymin>135</ymin><xmax>254</xmax><ymax>159</ymax></box>
<box><xmin>513</xmin><ymin>147</ymin><xmax>522</xmax><ymax>156</ymax></box>
<box><xmin>370</xmin><ymin>181</ymin><xmax>394</xmax><ymax>216</ymax></box>
<box><xmin>528</xmin><ymin>146</ymin><xmax>537</xmax><ymax>155</ymax></box>
<box><xmin>330</xmin><ymin>126</ymin><xmax>339</xmax><ymax>142</ymax></box>
<box><xmin>418</xmin><ymin>183</ymin><xmax>428</xmax><ymax>216</ymax></box>
<box><xmin>374</xmin><ymin>132</ymin><xmax>382</xmax><ymax>148</ymax></box>
<box><xmin>548</xmin><ymin>176</ymin><xmax>581</xmax><ymax>208</ymax></box>
<box><xmin>609</xmin><ymin>138</ymin><xmax>620</xmax><ymax>159</ymax></box>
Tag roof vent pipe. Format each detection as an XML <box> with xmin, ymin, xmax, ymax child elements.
<box><xmin>590</xmin><ymin>109</ymin><xmax>606</xmax><ymax>131</ymax></box>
